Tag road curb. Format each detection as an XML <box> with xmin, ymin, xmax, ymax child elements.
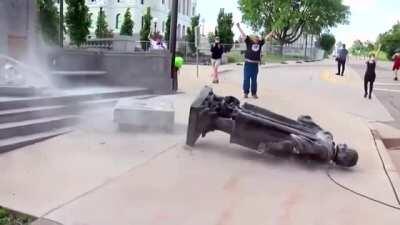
<box><xmin>30</xmin><ymin>218</ymin><xmax>63</xmax><ymax>225</ymax></box>
<box><xmin>370</xmin><ymin>129</ymin><xmax>400</xmax><ymax>200</ymax></box>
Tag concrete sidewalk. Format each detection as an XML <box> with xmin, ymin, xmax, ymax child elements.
<box><xmin>1</xmin><ymin>61</ymin><xmax>400</xmax><ymax>225</ymax></box>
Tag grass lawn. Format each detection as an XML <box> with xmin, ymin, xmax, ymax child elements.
<box><xmin>0</xmin><ymin>207</ymin><xmax>35</xmax><ymax>225</ymax></box>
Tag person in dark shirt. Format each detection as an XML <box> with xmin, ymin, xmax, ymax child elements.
<box><xmin>210</xmin><ymin>36</ymin><xmax>224</xmax><ymax>83</ymax></box>
<box><xmin>364</xmin><ymin>53</ymin><xmax>377</xmax><ymax>99</ymax></box>
<box><xmin>237</xmin><ymin>23</ymin><xmax>274</xmax><ymax>99</ymax></box>
<box><xmin>336</xmin><ymin>44</ymin><xmax>349</xmax><ymax>76</ymax></box>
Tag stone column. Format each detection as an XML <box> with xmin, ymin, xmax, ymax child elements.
<box><xmin>27</xmin><ymin>0</ymin><xmax>39</xmax><ymax>57</ymax></box>
<box><xmin>0</xmin><ymin>0</ymin><xmax>9</xmax><ymax>55</ymax></box>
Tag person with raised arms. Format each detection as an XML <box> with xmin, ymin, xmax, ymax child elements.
<box><xmin>237</xmin><ymin>23</ymin><xmax>274</xmax><ymax>99</ymax></box>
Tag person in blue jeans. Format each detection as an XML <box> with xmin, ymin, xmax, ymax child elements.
<box><xmin>237</xmin><ymin>23</ymin><xmax>274</xmax><ymax>99</ymax></box>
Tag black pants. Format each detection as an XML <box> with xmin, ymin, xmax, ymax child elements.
<box><xmin>337</xmin><ymin>59</ymin><xmax>346</xmax><ymax>75</ymax></box>
<box><xmin>364</xmin><ymin>78</ymin><xmax>374</xmax><ymax>97</ymax></box>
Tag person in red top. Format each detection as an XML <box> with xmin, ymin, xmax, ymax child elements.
<box><xmin>392</xmin><ymin>51</ymin><xmax>400</xmax><ymax>81</ymax></box>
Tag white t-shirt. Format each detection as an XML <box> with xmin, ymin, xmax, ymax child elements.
<box><xmin>150</xmin><ymin>39</ymin><xmax>167</xmax><ymax>50</ymax></box>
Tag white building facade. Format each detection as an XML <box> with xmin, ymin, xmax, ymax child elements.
<box><xmin>85</xmin><ymin>0</ymin><xmax>196</xmax><ymax>39</ymax></box>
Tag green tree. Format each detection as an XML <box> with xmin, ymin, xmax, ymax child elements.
<box><xmin>95</xmin><ymin>7</ymin><xmax>112</xmax><ymax>38</ymax></box>
<box><xmin>318</xmin><ymin>33</ymin><xmax>336</xmax><ymax>57</ymax></box>
<box><xmin>350</xmin><ymin>40</ymin><xmax>367</xmax><ymax>56</ymax></box>
<box><xmin>215</xmin><ymin>9</ymin><xmax>234</xmax><ymax>52</ymax></box>
<box><xmin>165</xmin><ymin>13</ymin><xmax>171</xmax><ymax>44</ymax></box>
<box><xmin>365</xmin><ymin>41</ymin><xmax>375</xmax><ymax>53</ymax></box>
<box><xmin>37</xmin><ymin>0</ymin><xmax>60</xmax><ymax>45</ymax></box>
<box><xmin>238</xmin><ymin>0</ymin><xmax>350</xmax><ymax>55</ymax></box>
<box><xmin>65</xmin><ymin>0</ymin><xmax>91</xmax><ymax>47</ymax></box>
<box><xmin>120</xmin><ymin>8</ymin><xmax>134</xmax><ymax>36</ymax></box>
<box><xmin>207</xmin><ymin>32</ymin><xmax>216</xmax><ymax>44</ymax></box>
<box><xmin>186</xmin><ymin>15</ymin><xmax>200</xmax><ymax>53</ymax></box>
<box><xmin>378</xmin><ymin>22</ymin><xmax>400</xmax><ymax>60</ymax></box>
<box><xmin>140</xmin><ymin>7</ymin><xmax>152</xmax><ymax>50</ymax></box>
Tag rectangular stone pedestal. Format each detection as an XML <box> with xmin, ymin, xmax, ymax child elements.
<box><xmin>114</xmin><ymin>97</ymin><xmax>175</xmax><ymax>131</ymax></box>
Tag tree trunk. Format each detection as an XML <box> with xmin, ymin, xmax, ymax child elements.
<box><xmin>279</xmin><ymin>43</ymin><xmax>284</xmax><ymax>56</ymax></box>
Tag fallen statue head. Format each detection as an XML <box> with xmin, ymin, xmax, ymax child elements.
<box><xmin>186</xmin><ymin>86</ymin><xmax>358</xmax><ymax>167</ymax></box>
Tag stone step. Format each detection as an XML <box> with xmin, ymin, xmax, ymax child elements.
<box><xmin>50</xmin><ymin>70</ymin><xmax>108</xmax><ymax>76</ymax></box>
<box><xmin>0</xmin><ymin>87</ymin><xmax>152</xmax><ymax>111</ymax></box>
<box><xmin>0</xmin><ymin>105</ymin><xmax>74</xmax><ymax>124</ymax></box>
<box><xmin>0</xmin><ymin>94</ymin><xmax>157</xmax><ymax>124</ymax></box>
<box><xmin>0</xmin><ymin>116</ymin><xmax>79</xmax><ymax>140</ymax></box>
<box><xmin>0</xmin><ymin>86</ymin><xmax>45</xmax><ymax>97</ymax></box>
<box><xmin>0</xmin><ymin>127</ymin><xmax>72</xmax><ymax>154</ymax></box>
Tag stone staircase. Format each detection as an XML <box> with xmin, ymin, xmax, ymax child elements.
<box><xmin>0</xmin><ymin>87</ymin><xmax>152</xmax><ymax>153</ymax></box>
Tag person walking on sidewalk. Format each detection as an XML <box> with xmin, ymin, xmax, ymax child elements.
<box><xmin>210</xmin><ymin>36</ymin><xmax>224</xmax><ymax>84</ymax></box>
<box><xmin>237</xmin><ymin>23</ymin><xmax>274</xmax><ymax>99</ymax></box>
<box><xmin>336</xmin><ymin>44</ymin><xmax>349</xmax><ymax>76</ymax></box>
<box><xmin>392</xmin><ymin>51</ymin><xmax>400</xmax><ymax>81</ymax></box>
<box><xmin>364</xmin><ymin>53</ymin><xmax>377</xmax><ymax>100</ymax></box>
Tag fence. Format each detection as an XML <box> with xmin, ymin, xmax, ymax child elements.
<box><xmin>70</xmin><ymin>39</ymin><xmax>325</xmax><ymax>64</ymax></box>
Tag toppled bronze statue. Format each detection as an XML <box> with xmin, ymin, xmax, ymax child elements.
<box><xmin>186</xmin><ymin>87</ymin><xmax>358</xmax><ymax>167</ymax></box>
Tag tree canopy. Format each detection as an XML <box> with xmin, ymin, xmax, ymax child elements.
<box><xmin>165</xmin><ymin>13</ymin><xmax>171</xmax><ymax>44</ymax></box>
<box><xmin>318</xmin><ymin>33</ymin><xmax>336</xmax><ymax>56</ymax></box>
<box><xmin>95</xmin><ymin>7</ymin><xmax>112</xmax><ymax>38</ymax></box>
<box><xmin>238</xmin><ymin>0</ymin><xmax>350</xmax><ymax>54</ymax></box>
<box><xmin>186</xmin><ymin>15</ymin><xmax>200</xmax><ymax>53</ymax></box>
<box><xmin>65</xmin><ymin>0</ymin><xmax>91</xmax><ymax>47</ymax></box>
<box><xmin>120</xmin><ymin>8</ymin><xmax>134</xmax><ymax>36</ymax></box>
<box><xmin>140</xmin><ymin>7</ymin><xmax>152</xmax><ymax>50</ymax></box>
<box><xmin>378</xmin><ymin>22</ymin><xmax>400</xmax><ymax>59</ymax></box>
<box><xmin>37</xmin><ymin>0</ymin><xmax>60</xmax><ymax>45</ymax></box>
<box><xmin>350</xmin><ymin>40</ymin><xmax>378</xmax><ymax>57</ymax></box>
<box><xmin>215</xmin><ymin>9</ymin><xmax>234</xmax><ymax>52</ymax></box>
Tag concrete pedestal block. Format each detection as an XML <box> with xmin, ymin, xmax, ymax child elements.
<box><xmin>114</xmin><ymin>97</ymin><xmax>175</xmax><ymax>131</ymax></box>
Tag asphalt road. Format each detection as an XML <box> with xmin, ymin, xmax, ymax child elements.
<box><xmin>350</xmin><ymin>59</ymin><xmax>400</xmax><ymax>128</ymax></box>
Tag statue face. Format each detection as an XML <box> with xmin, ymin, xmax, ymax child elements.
<box><xmin>334</xmin><ymin>144</ymin><xmax>358</xmax><ymax>167</ymax></box>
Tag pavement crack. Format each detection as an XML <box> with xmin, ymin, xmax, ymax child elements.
<box><xmin>39</xmin><ymin>142</ymin><xmax>181</xmax><ymax>219</ymax></box>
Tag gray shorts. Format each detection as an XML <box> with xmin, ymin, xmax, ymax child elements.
<box><xmin>211</xmin><ymin>58</ymin><xmax>221</xmax><ymax>67</ymax></box>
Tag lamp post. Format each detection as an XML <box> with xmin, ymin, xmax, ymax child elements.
<box><xmin>169</xmin><ymin>0</ymin><xmax>179</xmax><ymax>91</ymax></box>
<box><xmin>59</xmin><ymin>0</ymin><xmax>64</xmax><ymax>48</ymax></box>
<box><xmin>153</xmin><ymin>17</ymin><xmax>158</xmax><ymax>33</ymax></box>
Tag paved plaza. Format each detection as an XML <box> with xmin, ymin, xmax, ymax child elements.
<box><xmin>1</xmin><ymin>61</ymin><xmax>400</xmax><ymax>225</ymax></box>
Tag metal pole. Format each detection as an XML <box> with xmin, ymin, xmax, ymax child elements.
<box><xmin>59</xmin><ymin>0</ymin><xmax>64</xmax><ymax>48</ymax></box>
<box><xmin>169</xmin><ymin>0</ymin><xmax>179</xmax><ymax>91</ymax></box>
<box><xmin>195</xmin><ymin>26</ymin><xmax>199</xmax><ymax>78</ymax></box>
<box><xmin>196</xmin><ymin>49</ymin><xmax>199</xmax><ymax>78</ymax></box>
<box><xmin>304</xmin><ymin>33</ymin><xmax>308</xmax><ymax>60</ymax></box>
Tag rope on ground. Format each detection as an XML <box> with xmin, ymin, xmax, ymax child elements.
<box><xmin>326</xmin><ymin>130</ymin><xmax>400</xmax><ymax>211</ymax></box>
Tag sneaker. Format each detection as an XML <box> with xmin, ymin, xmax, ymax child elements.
<box><xmin>336</xmin><ymin>73</ymin><xmax>340</xmax><ymax>75</ymax></box>
<box><xmin>244</xmin><ymin>94</ymin><xmax>249</xmax><ymax>98</ymax></box>
<box><xmin>395</xmin><ymin>77</ymin><xmax>398</xmax><ymax>81</ymax></box>
<box><xmin>252</xmin><ymin>94</ymin><xmax>259</xmax><ymax>99</ymax></box>
<box><xmin>369</xmin><ymin>95</ymin><xmax>372</xmax><ymax>99</ymax></box>
<box><xmin>364</xmin><ymin>93</ymin><xmax>367</xmax><ymax>98</ymax></box>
